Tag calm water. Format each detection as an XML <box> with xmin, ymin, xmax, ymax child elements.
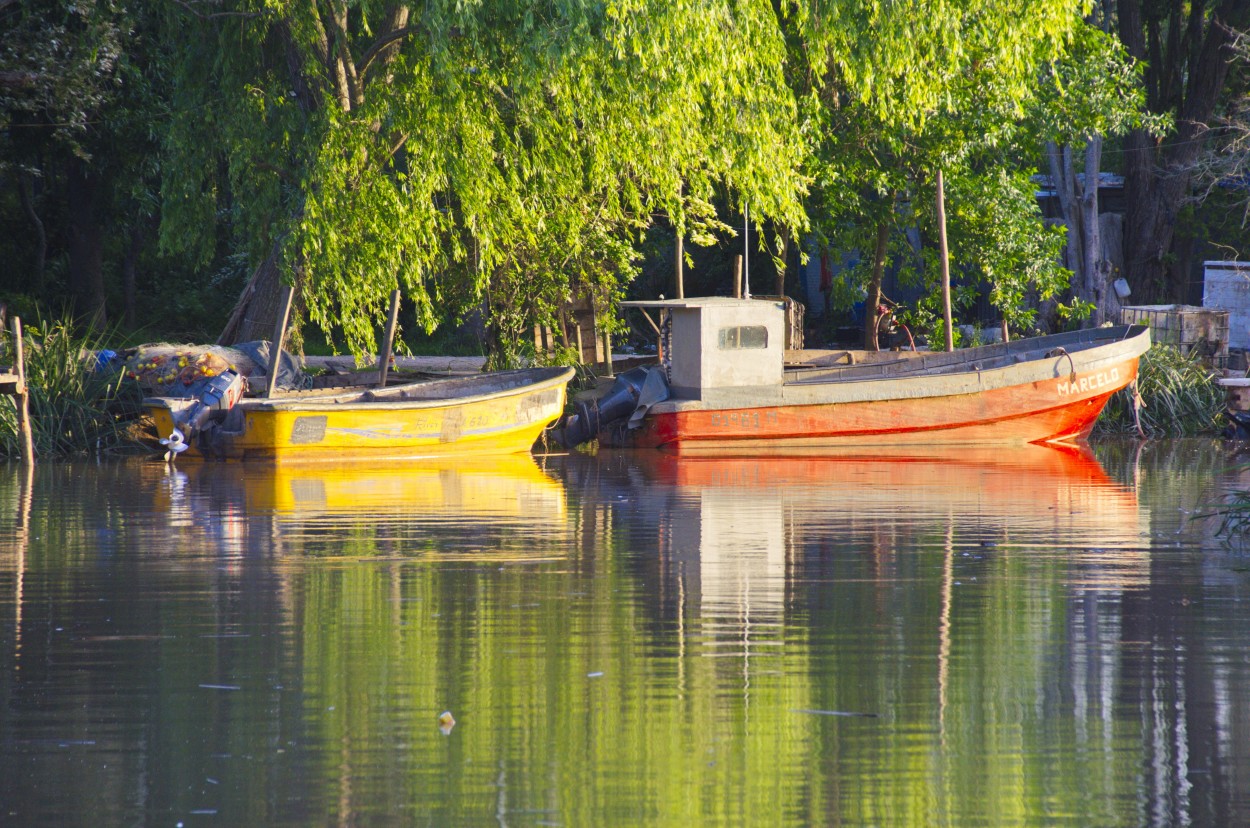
<box><xmin>2</xmin><ymin>441</ymin><xmax>1249</xmax><ymax>826</ymax></box>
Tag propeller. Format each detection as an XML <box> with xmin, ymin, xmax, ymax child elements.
<box><xmin>160</xmin><ymin>428</ymin><xmax>188</xmax><ymax>462</ymax></box>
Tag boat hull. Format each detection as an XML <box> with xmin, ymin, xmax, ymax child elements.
<box><xmin>604</xmin><ymin>327</ymin><xmax>1150</xmax><ymax>451</ymax></box>
<box><xmin>147</xmin><ymin>367</ymin><xmax>574</xmax><ymax>462</ymax></box>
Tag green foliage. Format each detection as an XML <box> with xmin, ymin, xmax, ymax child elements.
<box><xmin>0</xmin><ymin>315</ymin><xmax>144</xmax><ymax>457</ymax></box>
<box><xmin>1032</xmin><ymin>23</ymin><xmax>1158</xmax><ymax>145</ymax></box>
<box><xmin>155</xmin><ymin>0</ymin><xmax>809</xmax><ymax>364</ymax></box>
<box><xmin>791</xmin><ymin>5</ymin><xmax>1116</xmax><ymax>343</ymax></box>
<box><xmin>1095</xmin><ymin>345</ymin><xmax>1224</xmax><ymax>437</ymax></box>
<box><xmin>942</xmin><ymin>169</ymin><xmax>1069</xmax><ymax>333</ymax></box>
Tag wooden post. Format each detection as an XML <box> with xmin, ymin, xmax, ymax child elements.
<box><xmin>733</xmin><ymin>255</ymin><xmax>743</xmax><ymax>299</ymax></box>
<box><xmin>601</xmin><ymin>328</ymin><xmax>614</xmax><ymax>377</ymax></box>
<box><xmin>377</xmin><ymin>289</ymin><xmax>401</xmax><ymax>388</ymax></box>
<box><xmin>12</xmin><ymin>316</ymin><xmax>34</xmax><ymax>464</ymax></box>
<box><xmin>936</xmin><ymin>168</ymin><xmax>954</xmax><ymax>352</ymax></box>
<box><xmin>265</xmin><ymin>284</ymin><xmax>295</xmax><ymax>398</ymax></box>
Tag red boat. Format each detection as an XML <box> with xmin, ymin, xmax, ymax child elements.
<box><xmin>560</xmin><ymin>298</ymin><xmax>1151</xmax><ymax>452</ymax></box>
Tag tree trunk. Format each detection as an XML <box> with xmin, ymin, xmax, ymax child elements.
<box><xmin>17</xmin><ymin>172</ymin><xmax>45</xmax><ymax>285</ymax></box>
<box><xmin>66</xmin><ymin>158</ymin><xmax>107</xmax><ymax>329</ymax></box>
<box><xmin>863</xmin><ymin>221</ymin><xmax>889</xmax><ymax>351</ymax></box>
<box><xmin>1100</xmin><ymin>212</ymin><xmax>1126</xmax><ymax>322</ymax></box>
<box><xmin>1048</xmin><ymin>136</ymin><xmax>1124</xmax><ymax>326</ymax></box>
<box><xmin>1118</xmin><ymin>0</ymin><xmax>1247</xmax><ymax>302</ymax></box>
<box><xmin>218</xmin><ymin>238</ymin><xmax>290</xmax><ymax>345</ymax></box>
<box><xmin>122</xmin><ymin>224</ymin><xmax>144</xmax><ymax>330</ymax></box>
<box><xmin>1080</xmin><ymin>136</ymin><xmax>1105</xmax><ymax>325</ymax></box>
<box><xmin>1047</xmin><ymin>141</ymin><xmax>1084</xmax><ymax>284</ymax></box>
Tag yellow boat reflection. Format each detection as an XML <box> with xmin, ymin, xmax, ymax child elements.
<box><xmin>177</xmin><ymin>452</ymin><xmax>567</xmax><ymax>520</ymax></box>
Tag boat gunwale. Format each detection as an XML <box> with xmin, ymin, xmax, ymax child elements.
<box><xmin>255</xmin><ymin>366</ymin><xmax>573</xmax><ymax>413</ymax></box>
<box><xmin>646</xmin><ymin>325</ymin><xmax>1150</xmax><ymax>414</ymax></box>
<box><xmin>144</xmin><ymin>366</ymin><xmax>574</xmax><ymax>414</ymax></box>
<box><xmin>784</xmin><ymin>325</ymin><xmax>1149</xmax><ymax>385</ymax></box>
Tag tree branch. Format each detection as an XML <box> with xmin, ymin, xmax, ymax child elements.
<box><xmin>0</xmin><ymin>71</ymin><xmax>38</xmax><ymax>89</ymax></box>
<box><xmin>171</xmin><ymin>0</ymin><xmax>264</xmax><ymax>20</ymax></box>
<box><xmin>357</xmin><ymin>25</ymin><xmax>427</xmax><ymax>81</ymax></box>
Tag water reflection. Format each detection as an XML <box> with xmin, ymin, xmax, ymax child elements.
<box><xmin>1</xmin><ymin>442</ymin><xmax>1248</xmax><ymax>826</ymax></box>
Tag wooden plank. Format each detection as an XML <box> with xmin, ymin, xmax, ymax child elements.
<box><xmin>265</xmin><ymin>285</ymin><xmax>295</xmax><ymax>398</ymax></box>
<box><xmin>377</xmin><ymin>289</ymin><xmax>401</xmax><ymax>388</ymax></box>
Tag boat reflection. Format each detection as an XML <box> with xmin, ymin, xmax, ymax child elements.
<box><xmin>571</xmin><ymin>442</ymin><xmax>1147</xmax><ymax>625</ymax></box>
<box><xmin>158</xmin><ymin>453</ymin><xmax>569</xmax><ymax>560</ymax></box>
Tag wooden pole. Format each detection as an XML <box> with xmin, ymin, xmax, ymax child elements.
<box><xmin>12</xmin><ymin>316</ymin><xmax>34</xmax><ymax>464</ymax></box>
<box><xmin>732</xmin><ymin>255</ymin><xmax>743</xmax><ymax>299</ymax></box>
<box><xmin>675</xmin><ymin>233</ymin><xmax>685</xmax><ymax>300</ymax></box>
<box><xmin>743</xmin><ymin>203</ymin><xmax>750</xmax><ymax>298</ymax></box>
<box><xmin>936</xmin><ymin>168</ymin><xmax>954</xmax><ymax>352</ymax></box>
<box><xmin>265</xmin><ymin>284</ymin><xmax>295</xmax><ymax>398</ymax></box>
<box><xmin>377</xmin><ymin>289</ymin><xmax>401</xmax><ymax>388</ymax></box>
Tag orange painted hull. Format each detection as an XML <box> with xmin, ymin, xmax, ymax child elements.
<box><xmin>604</xmin><ymin>327</ymin><xmax>1150</xmax><ymax>452</ymax></box>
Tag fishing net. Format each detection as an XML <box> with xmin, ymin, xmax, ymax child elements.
<box><xmin>118</xmin><ymin>341</ymin><xmax>305</xmax><ymax>397</ymax></box>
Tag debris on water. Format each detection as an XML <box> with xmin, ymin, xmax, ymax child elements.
<box><xmin>587</xmin><ymin>671</ymin><xmax>604</xmax><ymax>678</ymax></box>
<box><xmin>791</xmin><ymin>708</ymin><xmax>879</xmax><ymax>718</ymax></box>
<box><xmin>198</xmin><ymin>684</ymin><xmax>241</xmax><ymax>691</ymax></box>
<box><xmin>438</xmin><ymin>710</ymin><xmax>456</xmax><ymax>735</ymax></box>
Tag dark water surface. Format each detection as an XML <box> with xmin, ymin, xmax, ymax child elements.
<box><xmin>2</xmin><ymin>440</ymin><xmax>1249</xmax><ymax>826</ymax></box>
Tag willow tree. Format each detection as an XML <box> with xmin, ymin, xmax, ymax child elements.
<box><xmin>790</xmin><ymin>0</ymin><xmax>1107</xmax><ymax>347</ymax></box>
<box><xmin>158</xmin><ymin>1</ymin><xmax>807</xmax><ymax>362</ymax></box>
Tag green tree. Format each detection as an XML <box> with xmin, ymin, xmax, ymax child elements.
<box><xmin>790</xmin><ymin>0</ymin><xmax>1095</xmax><ymax>348</ymax></box>
<box><xmin>1033</xmin><ymin>13</ymin><xmax>1158</xmax><ymax>327</ymax></box>
<box><xmin>161</xmin><ymin>0</ymin><xmax>808</xmax><ymax>363</ymax></box>
<box><xmin>1</xmin><ymin>0</ymin><xmax>128</xmax><ymax>325</ymax></box>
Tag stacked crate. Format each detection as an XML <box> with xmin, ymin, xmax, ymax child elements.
<box><xmin>1119</xmin><ymin>304</ymin><xmax>1229</xmax><ymax>368</ymax></box>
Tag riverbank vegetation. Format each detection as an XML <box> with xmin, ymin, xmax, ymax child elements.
<box><xmin>1095</xmin><ymin>345</ymin><xmax>1226</xmax><ymax>438</ymax></box>
<box><xmin>0</xmin><ymin>316</ymin><xmax>144</xmax><ymax>457</ymax></box>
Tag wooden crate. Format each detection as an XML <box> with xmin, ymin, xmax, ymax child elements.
<box><xmin>534</xmin><ymin>294</ymin><xmax>606</xmax><ymax>367</ymax></box>
<box><xmin>1119</xmin><ymin>304</ymin><xmax>1229</xmax><ymax>366</ymax></box>
<box><xmin>752</xmin><ymin>295</ymin><xmax>805</xmax><ymax>351</ymax></box>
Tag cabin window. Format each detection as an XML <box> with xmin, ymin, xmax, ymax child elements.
<box><xmin>718</xmin><ymin>325</ymin><xmax>768</xmax><ymax>350</ymax></box>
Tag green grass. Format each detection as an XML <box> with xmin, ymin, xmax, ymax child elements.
<box><xmin>1095</xmin><ymin>344</ymin><xmax>1225</xmax><ymax>438</ymax></box>
<box><xmin>1</xmin><ymin>315</ymin><xmax>146</xmax><ymax>458</ymax></box>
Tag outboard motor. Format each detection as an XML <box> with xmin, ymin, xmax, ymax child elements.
<box><xmin>556</xmin><ymin>367</ymin><xmax>668</xmax><ymax>448</ymax></box>
<box><xmin>160</xmin><ymin>371</ymin><xmax>247</xmax><ymax>461</ymax></box>
<box><xmin>1224</xmin><ymin>408</ymin><xmax>1250</xmax><ymax>441</ymax></box>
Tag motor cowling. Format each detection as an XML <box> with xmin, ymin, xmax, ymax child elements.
<box><xmin>161</xmin><ymin>371</ymin><xmax>247</xmax><ymax>460</ymax></box>
<box><xmin>555</xmin><ymin>367</ymin><xmax>668</xmax><ymax>448</ymax></box>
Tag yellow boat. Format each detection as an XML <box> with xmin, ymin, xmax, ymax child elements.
<box><xmin>145</xmin><ymin>366</ymin><xmax>575</xmax><ymax>462</ymax></box>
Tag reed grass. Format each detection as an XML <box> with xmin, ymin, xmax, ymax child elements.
<box><xmin>1094</xmin><ymin>344</ymin><xmax>1225</xmax><ymax>438</ymax></box>
<box><xmin>0</xmin><ymin>316</ymin><xmax>145</xmax><ymax>458</ymax></box>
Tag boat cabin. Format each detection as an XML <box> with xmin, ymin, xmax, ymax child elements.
<box><xmin>622</xmin><ymin>298</ymin><xmax>786</xmax><ymax>400</ymax></box>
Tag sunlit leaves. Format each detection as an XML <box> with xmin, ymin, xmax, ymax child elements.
<box><xmin>159</xmin><ymin>0</ymin><xmax>809</xmax><ymax>359</ymax></box>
